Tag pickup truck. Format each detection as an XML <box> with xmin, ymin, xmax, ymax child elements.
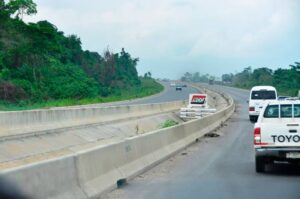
<box><xmin>254</xmin><ymin>100</ymin><xmax>300</xmax><ymax>172</ymax></box>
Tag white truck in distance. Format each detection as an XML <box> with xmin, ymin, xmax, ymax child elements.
<box><xmin>254</xmin><ymin>100</ymin><xmax>300</xmax><ymax>173</ymax></box>
<box><xmin>248</xmin><ymin>86</ymin><xmax>277</xmax><ymax>123</ymax></box>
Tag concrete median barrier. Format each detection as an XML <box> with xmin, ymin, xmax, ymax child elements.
<box><xmin>1</xmin><ymin>155</ymin><xmax>86</xmax><ymax>199</ymax></box>
<box><xmin>0</xmin><ymin>100</ymin><xmax>187</xmax><ymax>139</ymax></box>
<box><xmin>0</xmin><ymin>87</ymin><xmax>234</xmax><ymax>199</ymax></box>
<box><xmin>77</xmin><ymin>96</ymin><xmax>233</xmax><ymax>198</ymax></box>
<box><xmin>76</xmin><ymin>103</ymin><xmax>234</xmax><ymax>198</ymax></box>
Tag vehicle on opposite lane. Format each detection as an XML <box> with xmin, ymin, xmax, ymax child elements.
<box><xmin>175</xmin><ymin>86</ymin><xmax>182</xmax><ymax>91</ymax></box>
<box><xmin>254</xmin><ymin>100</ymin><xmax>300</xmax><ymax>172</ymax></box>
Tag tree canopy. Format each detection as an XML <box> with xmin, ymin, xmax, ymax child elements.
<box><xmin>222</xmin><ymin>63</ymin><xmax>300</xmax><ymax>96</ymax></box>
<box><xmin>0</xmin><ymin>0</ymin><xmax>37</xmax><ymax>18</ymax></box>
<box><xmin>0</xmin><ymin>5</ymin><xmax>142</xmax><ymax>102</ymax></box>
<box><xmin>181</xmin><ymin>72</ymin><xmax>214</xmax><ymax>83</ymax></box>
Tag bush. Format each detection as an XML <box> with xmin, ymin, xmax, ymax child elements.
<box><xmin>0</xmin><ymin>80</ymin><xmax>27</xmax><ymax>102</ymax></box>
<box><xmin>11</xmin><ymin>79</ymin><xmax>35</xmax><ymax>95</ymax></box>
<box><xmin>161</xmin><ymin>119</ymin><xmax>179</xmax><ymax>128</ymax></box>
<box><xmin>43</xmin><ymin>63</ymin><xmax>99</xmax><ymax>99</ymax></box>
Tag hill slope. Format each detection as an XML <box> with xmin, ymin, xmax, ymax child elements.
<box><xmin>0</xmin><ymin>6</ymin><xmax>162</xmax><ymax>110</ymax></box>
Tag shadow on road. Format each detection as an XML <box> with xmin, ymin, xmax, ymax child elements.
<box><xmin>265</xmin><ymin>163</ymin><xmax>300</xmax><ymax>176</ymax></box>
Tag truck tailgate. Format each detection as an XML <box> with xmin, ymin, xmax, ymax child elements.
<box><xmin>261</xmin><ymin>120</ymin><xmax>300</xmax><ymax>147</ymax></box>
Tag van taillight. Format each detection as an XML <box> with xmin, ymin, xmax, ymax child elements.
<box><xmin>254</xmin><ymin>127</ymin><xmax>261</xmax><ymax>145</ymax></box>
<box><xmin>249</xmin><ymin>107</ymin><xmax>255</xmax><ymax>111</ymax></box>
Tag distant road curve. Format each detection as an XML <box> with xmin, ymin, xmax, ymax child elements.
<box><xmin>50</xmin><ymin>82</ymin><xmax>200</xmax><ymax>109</ymax></box>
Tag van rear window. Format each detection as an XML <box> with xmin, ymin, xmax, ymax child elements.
<box><xmin>251</xmin><ymin>90</ymin><xmax>276</xmax><ymax>100</ymax></box>
<box><xmin>264</xmin><ymin>104</ymin><xmax>300</xmax><ymax>118</ymax></box>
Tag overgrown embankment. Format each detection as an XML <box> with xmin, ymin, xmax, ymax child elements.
<box><xmin>0</xmin><ymin>1</ymin><xmax>162</xmax><ymax>110</ymax></box>
<box><xmin>0</xmin><ymin>78</ymin><xmax>163</xmax><ymax>111</ymax></box>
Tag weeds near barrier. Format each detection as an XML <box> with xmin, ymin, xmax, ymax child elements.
<box><xmin>161</xmin><ymin>119</ymin><xmax>179</xmax><ymax>128</ymax></box>
<box><xmin>135</xmin><ymin>124</ymin><xmax>139</xmax><ymax>134</ymax></box>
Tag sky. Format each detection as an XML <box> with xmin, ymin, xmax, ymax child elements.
<box><xmin>24</xmin><ymin>0</ymin><xmax>300</xmax><ymax>79</ymax></box>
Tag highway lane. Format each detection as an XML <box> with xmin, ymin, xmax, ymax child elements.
<box><xmin>104</xmin><ymin>85</ymin><xmax>300</xmax><ymax>199</ymax></box>
<box><xmin>125</xmin><ymin>82</ymin><xmax>199</xmax><ymax>105</ymax></box>
<box><xmin>49</xmin><ymin>82</ymin><xmax>199</xmax><ymax>109</ymax></box>
<box><xmin>101</xmin><ymin>82</ymin><xmax>200</xmax><ymax>106</ymax></box>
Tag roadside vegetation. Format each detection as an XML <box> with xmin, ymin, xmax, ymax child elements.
<box><xmin>0</xmin><ymin>0</ymin><xmax>162</xmax><ymax>111</ymax></box>
<box><xmin>180</xmin><ymin>62</ymin><xmax>300</xmax><ymax>96</ymax></box>
<box><xmin>221</xmin><ymin>62</ymin><xmax>300</xmax><ymax>96</ymax></box>
<box><xmin>161</xmin><ymin>119</ymin><xmax>179</xmax><ymax>128</ymax></box>
<box><xmin>181</xmin><ymin>72</ymin><xmax>215</xmax><ymax>83</ymax></box>
<box><xmin>0</xmin><ymin>78</ymin><xmax>163</xmax><ymax>111</ymax></box>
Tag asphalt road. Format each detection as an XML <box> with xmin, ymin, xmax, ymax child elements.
<box><xmin>104</xmin><ymin>85</ymin><xmax>300</xmax><ymax>199</ymax></box>
<box><xmin>50</xmin><ymin>82</ymin><xmax>199</xmax><ymax>109</ymax></box>
<box><xmin>125</xmin><ymin>82</ymin><xmax>199</xmax><ymax>105</ymax></box>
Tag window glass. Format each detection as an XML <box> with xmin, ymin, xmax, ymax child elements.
<box><xmin>251</xmin><ymin>90</ymin><xmax>276</xmax><ymax>100</ymax></box>
<box><xmin>264</xmin><ymin>105</ymin><xmax>279</xmax><ymax>118</ymax></box>
<box><xmin>294</xmin><ymin>105</ymin><xmax>300</xmax><ymax>118</ymax></box>
<box><xmin>281</xmin><ymin>105</ymin><xmax>292</xmax><ymax>118</ymax></box>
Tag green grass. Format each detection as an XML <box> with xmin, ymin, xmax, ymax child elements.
<box><xmin>161</xmin><ymin>119</ymin><xmax>179</xmax><ymax>128</ymax></box>
<box><xmin>0</xmin><ymin>79</ymin><xmax>164</xmax><ymax>111</ymax></box>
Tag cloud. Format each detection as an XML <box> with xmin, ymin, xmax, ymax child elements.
<box><xmin>24</xmin><ymin>0</ymin><xmax>300</xmax><ymax>78</ymax></box>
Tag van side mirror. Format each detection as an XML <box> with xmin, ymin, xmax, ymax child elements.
<box><xmin>246</xmin><ymin>100</ymin><xmax>249</xmax><ymax>103</ymax></box>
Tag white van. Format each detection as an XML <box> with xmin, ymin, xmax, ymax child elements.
<box><xmin>248</xmin><ymin>86</ymin><xmax>277</xmax><ymax>122</ymax></box>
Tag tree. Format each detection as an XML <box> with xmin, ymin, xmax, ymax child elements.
<box><xmin>181</xmin><ymin>72</ymin><xmax>192</xmax><ymax>82</ymax></box>
<box><xmin>192</xmin><ymin>72</ymin><xmax>201</xmax><ymax>82</ymax></box>
<box><xmin>0</xmin><ymin>7</ymin><xmax>144</xmax><ymax>102</ymax></box>
<box><xmin>144</xmin><ymin>71</ymin><xmax>152</xmax><ymax>78</ymax></box>
<box><xmin>228</xmin><ymin>63</ymin><xmax>299</xmax><ymax>95</ymax></box>
<box><xmin>232</xmin><ymin>66</ymin><xmax>252</xmax><ymax>87</ymax></box>
<box><xmin>251</xmin><ymin>68</ymin><xmax>273</xmax><ymax>85</ymax></box>
<box><xmin>0</xmin><ymin>0</ymin><xmax>5</xmax><ymax>9</ymax></box>
<box><xmin>222</xmin><ymin>73</ymin><xmax>233</xmax><ymax>83</ymax></box>
<box><xmin>6</xmin><ymin>0</ymin><xmax>37</xmax><ymax>18</ymax></box>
